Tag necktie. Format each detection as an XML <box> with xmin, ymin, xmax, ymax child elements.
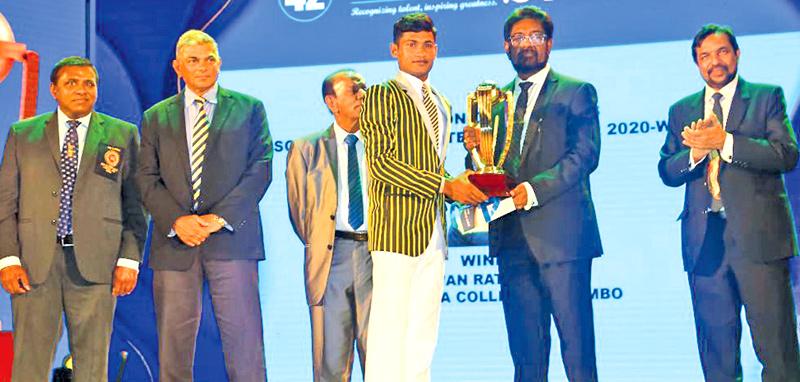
<box><xmin>707</xmin><ymin>92</ymin><xmax>724</xmax><ymax>210</ymax></box>
<box><xmin>421</xmin><ymin>83</ymin><xmax>440</xmax><ymax>150</ymax></box>
<box><xmin>344</xmin><ymin>134</ymin><xmax>363</xmax><ymax>230</ymax></box>
<box><xmin>191</xmin><ymin>98</ymin><xmax>210</xmax><ymax>211</ymax></box>
<box><xmin>57</xmin><ymin>120</ymin><xmax>80</xmax><ymax>238</ymax></box>
<box><xmin>507</xmin><ymin>81</ymin><xmax>533</xmax><ymax>170</ymax></box>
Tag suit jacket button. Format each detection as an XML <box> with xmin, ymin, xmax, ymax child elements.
<box><xmin>327</xmin><ymin>244</ymin><xmax>333</xmax><ymax>250</ymax></box>
<box><xmin>51</xmin><ymin>190</ymin><xmax>58</xmax><ymax>197</ymax></box>
<box><xmin>330</xmin><ymin>215</ymin><xmax>335</xmax><ymax>220</ymax></box>
<box><xmin>51</xmin><ymin>219</ymin><xmax>56</xmax><ymax>225</ymax></box>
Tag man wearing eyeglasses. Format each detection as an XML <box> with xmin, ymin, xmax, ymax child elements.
<box><xmin>286</xmin><ymin>69</ymin><xmax>372</xmax><ymax>381</ymax></box>
<box><xmin>464</xmin><ymin>6</ymin><xmax>602</xmax><ymax>381</ymax></box>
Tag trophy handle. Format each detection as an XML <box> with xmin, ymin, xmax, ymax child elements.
<box><xmin>495</xmin><ymin>90</ymin><xmax>515</xmax><ymax>168</ymax></box>
<box><xmin>466</xmin><ymin>92</ymin><xmax>485</xmax><ymax>170</ymax></box>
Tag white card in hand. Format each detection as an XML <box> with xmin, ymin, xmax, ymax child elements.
<box><xmin>489</xmin><ymin>197</ymin><xmax>516</xmax><ymax>221</ymax></box>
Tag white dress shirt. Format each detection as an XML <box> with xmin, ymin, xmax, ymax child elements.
<box><xmin>333</xmin><ymin>122</ymin><xmax>369</xmax><ymax>232</ymax></box>
<box><xmin>183</xmin><ymin>84</ymin><xmax>218</xmax><ymax>152</ymax></box>
<box><xmin>166</xmin><ymin>84</ymin><xmax>231</xmax><ymax>237</ymax></box>
<box><xmin>0</xmin><ymin>108</ymin><xmax>139</xmax><ymax>271</ymax></box>
<box><xmin>689</xmin><ymin>75</ymin><xmax>738</xmax><ymax>169</ymax></box>
<box><xmin>512</xmin><ymin>65</ymin><xmax>551</xmax><ymax>210</ymax></box>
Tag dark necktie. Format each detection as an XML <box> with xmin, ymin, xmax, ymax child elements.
<box><xmin>507</xmin><ymin>81</ymin><xmax>533</xmax><ymax>171</ymax></box>
<box><xmin>344</xmin><ymin>134</ymin><xmax>363</xmax><ymax>230</ymax></box>
<box><xmin>57</xmin><ymin>120</ymin><xmax>80</xmax><ymax>238</ymax></box>
<box><xmin>707</xmin><ymin>92</ymin><xmax>724</xmax><ymax>210</ymax></box>
<box><xmin>191</xmin><ymin>98</ymin><xmax>209</xmax><ymax>211</ymax></box>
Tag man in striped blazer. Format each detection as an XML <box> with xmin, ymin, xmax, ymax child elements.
<box><xmin>359</xmin><ymin>13</ymin><xmax>487</xmax><ymax>382</ymax></box>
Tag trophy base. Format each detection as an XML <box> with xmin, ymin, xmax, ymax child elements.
<box><xmin>468</xmin><ymin>172</ymin><xmax>516</xmax><ymax>197</ymax></box>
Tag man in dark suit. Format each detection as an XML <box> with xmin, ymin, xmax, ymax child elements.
<box><xmin>465</xmin><ymin>6</ymin><xmax>602</xmax><ymax>381</ymax></box>
<box><xmin>658</xmin><ymin>24</ymin><xmax>800</xmax><ymax>381</ymax></box>
<box><xmin>0</xmin><ymin>56</ymin><xmax>146</xmax><ymax>381</ymax></box>
<box><xmin>286</xmin><ymin>69</ymin><xmax>372</xmax><ymax>381</ymax></box>
<box><xmin>136</xmin><ymin>30</ymin><xmax>272</xmax><ymax>382</ymax></box>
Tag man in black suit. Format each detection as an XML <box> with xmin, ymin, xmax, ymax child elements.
<box><xmin>136</xmin><ymin>30</ymin><xmax>272</xmax><ymax>381</ymax></box>
<box><xmin>465</xmin><ymin>6</ymin><xmax>602</xmax><ymax>381</ymax></box>
<box><xmin>658</xmin><ymin>24</ymin><xmax>800</xmax><ymax>382</ymax></box>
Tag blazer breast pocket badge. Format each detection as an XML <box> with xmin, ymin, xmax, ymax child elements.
<box><xmin>95</xmin><ymin>144</ymin><xmax>124</xmax><ymax>181</ymax></box>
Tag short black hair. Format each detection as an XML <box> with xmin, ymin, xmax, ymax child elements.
<box><xmin>321</xmin><ymin>68</ymin><xmax>358</xmax><ymax>101</ymax></box>
<box><xmin>691</xmin><ymin>24</ymin><xmax>739</xmax><ymax>63</ymax></box>
<box><xmin>393</xmin><ymin>13</ymin><xmax>436</xmax><ymax>43</ymax></box>
<box><xmin>504</xmin><ymin>6</ymin><xmax>553</xmax><ymax>41</ymax></box>
<box><xmin>50</xmin><ymin>56</ymin><xmax>98</xmax><ymax>84</ymax></box>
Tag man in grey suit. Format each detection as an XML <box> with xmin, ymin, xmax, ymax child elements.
<box><xmin>286</xmin><ymin>69</ymin><xmax>371</xmax><ymax>381</ymax></box>
<box><xmin>136</xmin><ymin>30</ymin><xmax>272</xmax><ymax>381</ymax></box>
<box><xmin>659</xmin><ymin>24</ymin><xmax>800</xmax><ymax>381</ymax></box>
<box><xmin>0</xmin><ymin>56</ymin><xmax>146</xmax><ymax>381</ymax></box>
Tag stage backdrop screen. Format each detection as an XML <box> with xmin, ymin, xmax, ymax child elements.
<box><xmin>209</xmin><ymin>0</ymin><xmax>800</xmax><ymax>380</ymax></box>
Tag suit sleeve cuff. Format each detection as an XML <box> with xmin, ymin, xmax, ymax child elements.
<box><xmin>116</xmin><ymin>258</ymin><xmax>140</xmax><ymax>271</ymax></box>
<box><xmin>523</xmin><ymin>182</ymin><xmax>538</xmax><ymax>210</ymax></box>
<box><xmin>0</xmin><ymin>256</ymin><xmax>22</xmax><ymax>271</ymax></box>
<box><xmin>217</xmin><ymin>216</ymin><xmax>233</xmax><ymax>232</ymax></box>
<box><xmin>720</xmin><ymin>133</ymin><xmax>734</xmax><ymax>163</ymax></box>
<box><xmin>689</xmin><ymin>149</ymin><xmax>707</xmax><ymax>170</ymax></box>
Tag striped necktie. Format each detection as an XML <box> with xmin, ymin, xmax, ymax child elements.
<box><xmin>707</xmin><ymin>92</ymin><xmax>724</xmax><ymax>211</ymax></box>
<box><xmin>421</xmin><ymin>83</ymin><xmax>440</xmax><ymax>148</ymax></box>
<box><xmin>191</xmin><ymin>98</ymin><xmax>210</xmax><ymax>211</ymax></box>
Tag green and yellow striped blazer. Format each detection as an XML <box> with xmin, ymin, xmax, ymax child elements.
<box><xmin>359</xmin><ymin>74</ymin><xmax>452</xmax><ymax>257</ymax></box>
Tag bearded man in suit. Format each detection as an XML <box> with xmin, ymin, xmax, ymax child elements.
<box><xmin>465</xmin><ymin>6</ymin><xmax>603</xmax><ymax>381</ymax></box>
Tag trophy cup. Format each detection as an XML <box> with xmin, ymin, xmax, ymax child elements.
<box><xmin>466</xmin><ymin>81</ymin><xmax>516</xmax><ymax>197</ymax></box>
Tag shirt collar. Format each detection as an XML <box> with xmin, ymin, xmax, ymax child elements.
<box><xmin>333</xmin><ymin>121</ymin><xmax>362</xmax><ymax>145</ymax></box>
<box><xmin>398</xmin><ymin>70</ymin><xmax>430</xmax><ymax>97</ymax></box>
<box><xmin>184</xmin><ymin>83</ymin><xmax>219</xmax><ymax>108</ymax></box>
<box><xmin>705</xmin><ymin>74</ymin><xmax>738</xmax><ymax>102</ymax></box>
<box><xmin>57</xmin><ymin>108</ymin><xmax>92</xmax><ymax>128</ymax></box>
<box><xmin>516</xmin><ymin>64</ymin><xmax>551</xmax><ymax>89</ymax></box>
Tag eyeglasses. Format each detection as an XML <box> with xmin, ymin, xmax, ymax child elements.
<box><xmin>508</xmin><ymin>33</ymin><xmax>548</xmax><ymax>46</ymax></box>
<box><xmin>351</xmin><ymin>81</ymin><xmax>367</xmax><ymax>94</ymax></box>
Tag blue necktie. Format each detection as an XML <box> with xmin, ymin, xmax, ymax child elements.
<box><xmin>344</xmin><ymin>134</ymin><xmax>363</xmax><ymax>230</ymax></box>
<box><xmin>57</xmin><ymin>120</ymin><xmax>80</xmax><ymax>238</ymax></box>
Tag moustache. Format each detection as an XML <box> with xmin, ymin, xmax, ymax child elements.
<box><xmin>707</xmin><ymin>64</ymin><xmax>729</xmax><ymax>75</ymax></box>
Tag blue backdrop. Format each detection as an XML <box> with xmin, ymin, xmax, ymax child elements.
<box><xmin>1</xmin><ymin>1</ymin><xmax>799</xmax><ymax>381</ymax></box>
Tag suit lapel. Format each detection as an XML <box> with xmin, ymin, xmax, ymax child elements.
<box><xmin>75</xmin><ymin>112</ymin><xmax>107</xmax><ymax>189</ymax></box>
<box><xmin>687</xmin><ymin>89</ymin><xmax>705</xmax><ymax>128</ymax></box>
<box><xmin>726</xmin><ymin>78</ymin><xmax>750</xmax><ymax>134</ymax></box>
<box><xmin>520</xmin><ymin>71</ymin><xmax>557</xmax><ymax>163</ymax></box>
<box><xmin>206</xmin><ymin>87</ymin><xmax>233</xmax><ymax>156</ymax></box>
<box><xmin>393</xmin><ymin>74</ymin><xmax>442</xmax><ymax>158</ymax></box>
<box><xmin>322</xmin><ymin>124</ymin><xmax>339</xmax><ymax>190</ymax></box>
<box><xmin>167</xmin><ymin>92</ymin><xmax>191</xmax><ymax>181</ymax></box>
<box><xmin>44</xmin><ymin>113</ymin><xmax>61</xmax><ymax>168</ymax></box>
<box><xmin>430</xmin><ymin>85</ymin><xmax>451</xmax><ymax>163</ymax></box>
